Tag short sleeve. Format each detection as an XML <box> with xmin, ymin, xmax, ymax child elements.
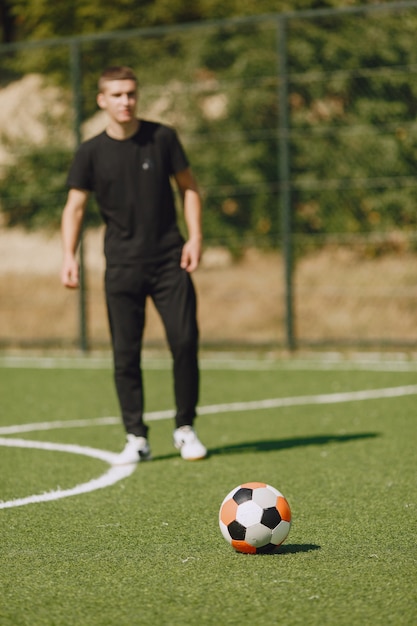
<box><xmin>66</xmin><ymin>142</ymin><xmax>95</xmax><ymax>191</ymax></box>
<box><xmin>167</xmin><ymin>128</ymin><xmax>189</xmax><ymax>175</ymax></box>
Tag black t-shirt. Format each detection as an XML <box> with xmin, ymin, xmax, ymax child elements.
<box><xmin>67</xmin><ymin>120</ymin><xmax>189</xmax><ymax>264</ymax></box>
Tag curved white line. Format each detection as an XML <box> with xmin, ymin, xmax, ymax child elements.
<box><xmin>0</xmin><ymin>437</ymin><xmax>135</xmax><ymax>510</ymax></box>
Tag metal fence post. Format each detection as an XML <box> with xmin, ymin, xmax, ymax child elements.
<box><xmin>277</xmin><ymin>16</ymin><xmax>296</xmax><ymax>351</ymax></box>
<box><xmin>69</xmin><ymin>39</ymin><xmax>88</xmax><ymax>352</ymax></box>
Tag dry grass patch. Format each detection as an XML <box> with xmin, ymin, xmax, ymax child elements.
<box><xmin>0</xmin><ymin>228</ymin><xmax>416</xmax><ymax>347</ymax></box>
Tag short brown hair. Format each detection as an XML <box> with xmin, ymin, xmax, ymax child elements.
<box><xmin>98</xmin><ymin>66</ymin><xmax>138</xmax><ymax>92</ymax></box>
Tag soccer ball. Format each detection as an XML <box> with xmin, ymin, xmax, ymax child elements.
<box><xmin>219</xmin><ymin>482</ymin><xmax>291</xmax><ymax>554</ymax></box>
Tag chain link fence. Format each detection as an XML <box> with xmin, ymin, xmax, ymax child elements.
<box><xmin>0</xmin><ymin>2</ymin><xmax>417</xmax><ymax>351</ymax></box>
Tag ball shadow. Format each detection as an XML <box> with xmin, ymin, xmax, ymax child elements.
<box><xmin>274</xmin><ymin>543</ymin><xmax>321</xmax><ymax>555</ymax></box>
<box><xmin>235</xmin><ymin>543</ymin><xmax>321</xmax><ymax>556</ymax></box>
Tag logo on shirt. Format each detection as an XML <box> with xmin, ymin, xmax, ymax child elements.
<box><xmin>142</xmin><ymin>158</ymin><xmax>154</xmax><ymax>171</ymax></box>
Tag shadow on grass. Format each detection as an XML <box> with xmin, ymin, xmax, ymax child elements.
<box><xmin>208</xmin><ymin>431</ymin><xmax>379</xmax><ymax>457</ymax></box>
<box><xmin>234</xmin><ymin>544</ymin><xmax>321</xmax><ymax>556</ymax></box>
<box><xmin>152</xmin><ymin>432</ymin><xmax>379</xmax><ymax>461</ymax></box>
<box><xmin>275</xmin><ymin>543</ymin><xmax>321</xmax><ymax>555</ymax></box>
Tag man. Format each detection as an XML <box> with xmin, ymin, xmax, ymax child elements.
<box><xmin>61</xmin><ymin>65</ymin><xmax>207</xmax><ymax>464</ymax></box>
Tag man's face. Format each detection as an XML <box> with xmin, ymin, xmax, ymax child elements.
<box><xmin>97</xmin><ymin>79</ymin><xmax>138</xmax><ymax>124</ymax></box>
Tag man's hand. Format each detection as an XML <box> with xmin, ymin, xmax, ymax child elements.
<box><xmin>61</xmin><ymin>253</ymin><xmax>80</xmax><ymax>288</ymax></box>
<box><xmin>180</xmin><ymin>238</ymin><xmax>201</xmax><ymax>273</ymax></box>
<box><xmin>60</xmin><ymin>188</ymin><xmax>89</xmax><ymax>289</ymax></box>
<box><xmin>174</xmin><ymin>168</ymin><xmax>203</xmax><ymax>273</ymax></box>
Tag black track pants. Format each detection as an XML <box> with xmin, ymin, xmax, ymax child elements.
<box><xmin>105</xmin><ymin>251</ymin><xmax>199</xmax><ymax>438</ymax></box>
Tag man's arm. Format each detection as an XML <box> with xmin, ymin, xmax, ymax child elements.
<box><xmin>174</xmin><ymin>167</ymin><xmax>202</xmax><ymax>273</ymax></box>
<box><xmin>61</xmin><ymin>188</ymin><xmax>90</xmax><ymax>288</ymax></box>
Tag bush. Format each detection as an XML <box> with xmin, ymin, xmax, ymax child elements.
<box><xmin>0</xmin><ymin>146</ymin><xmax>101</xmax><ymax>229</ymax></box>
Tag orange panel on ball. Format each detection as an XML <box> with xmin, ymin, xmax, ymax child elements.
<box><xmin>276</xmin><ymin>496</ymin><xmax>291</xmax><ymax>522</ymax></box>
<box><xmin>241</xmin><ymin>482</ymin><xmax>266</xmax><ymax>490</ymax></box>
<box><xmin>231</xmin><ymin>539</ymin><xmax>257</xmax><ymax>554</ymax></box>
<box><xmin>220</xmin><ymin>498</ymin><xmax>238</xmax><ymax>525</ymax></box>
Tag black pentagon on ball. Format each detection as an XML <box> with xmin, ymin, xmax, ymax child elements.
<box><xmin>228</xmin><ymin>520</ymin><xmax>246</xmax><ymax>541</ymax></box>
<box><xmin>261</xmin><ymin>507</ymin><xmax>282</xmax><ymax>529</ymax></box>
<box><xmin>233</xmin><ymin>488</ymin><xmax>253</xmax><ymax>505</ymax></box>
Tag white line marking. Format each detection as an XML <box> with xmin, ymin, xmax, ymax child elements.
<box><xmin>0</xmin><ymin>416</ymin><xmax>121</xmax><ymax>436</ymax></box>
<box><xmin>1</xmin><ymin>383</ymin><xmax>417</xmax><ymax>509</ymax></box>
<box><xmin>0</xmin><ymin>413</ymin><xmax>172</xmax><ymax>436</ymax></box>
<box><xmin>197</xmin><ymin>384</ymin><xmax>417</xmax><ymax>415</ymax></box>
<box><xmin>1</xmin><ymin>384</ymin><xmax>416</xmax><ymax>436</ymax></box>
<box><xmin>1</xmin><ymin>354</ymin><xmax>417</xmax><ymax>372</ymax></box>
<box><xmin>0</xmin><ymin>438</ymin><xmax>135</xmax><ymax>510</ymax></box>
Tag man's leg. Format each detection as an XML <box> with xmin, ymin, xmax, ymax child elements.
<box><xmin>105</xmin><ymin>266</ymin><xmax>148</xmax><ymax>438</ymax></box>
<box><xmin>151</xmin><ymin>254</ymin><xmax>199</xmax><ymax>429</ymax></box>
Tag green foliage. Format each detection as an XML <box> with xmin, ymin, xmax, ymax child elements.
<box><xmin>0</xmin><ymin>147</ymin><xmax>101</xmax><ymax>229</ymax></box>
<box><xmin>5</xmin><ymin>0</ymin><xmax>338</xmax><ymax>43</ymax></box>
<box><xmin>0</xmin><ymin>148</ymin><xmax>69</xmax><ymax>229</ymax></box>
<box><xmin>287</xmin><ymin>11</ymin><xmax>417</xmax><ymax>238</ymax></box>
<box><xmin>1</xmin><ymin>4</ymin><xmax>417</xmax><ymax>250</ymax></box>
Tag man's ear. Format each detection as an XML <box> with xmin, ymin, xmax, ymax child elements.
<box><xmin>97</xmin><ymin>93</ymin><xmax>106</xmax><ymax>110</ymax></box>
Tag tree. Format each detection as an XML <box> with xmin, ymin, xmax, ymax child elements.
<box><xmin>2</xmin><ymin>0</ymin><xmax>368</xmax><ymax>43</ymax></box>
<box><xmin>1</xmin><ymin>1</ymin><xmax>417</xmax><ymax>250</ymax></box>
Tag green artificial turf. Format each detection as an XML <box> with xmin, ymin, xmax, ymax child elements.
<box><xmin>0</xmin><ymin>354</ymin><xmax>416</xmax><ymax>625</ymax></box>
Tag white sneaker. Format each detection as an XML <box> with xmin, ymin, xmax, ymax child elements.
<box><xmin>113</xmin><ymin>434</ymin><xmax>152</xmax><ymax>465</ymax></box>
<box><xmin>173</xmin><ymin>426</ymin><xmax>207</xmax><ymax>460</ymax></box>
